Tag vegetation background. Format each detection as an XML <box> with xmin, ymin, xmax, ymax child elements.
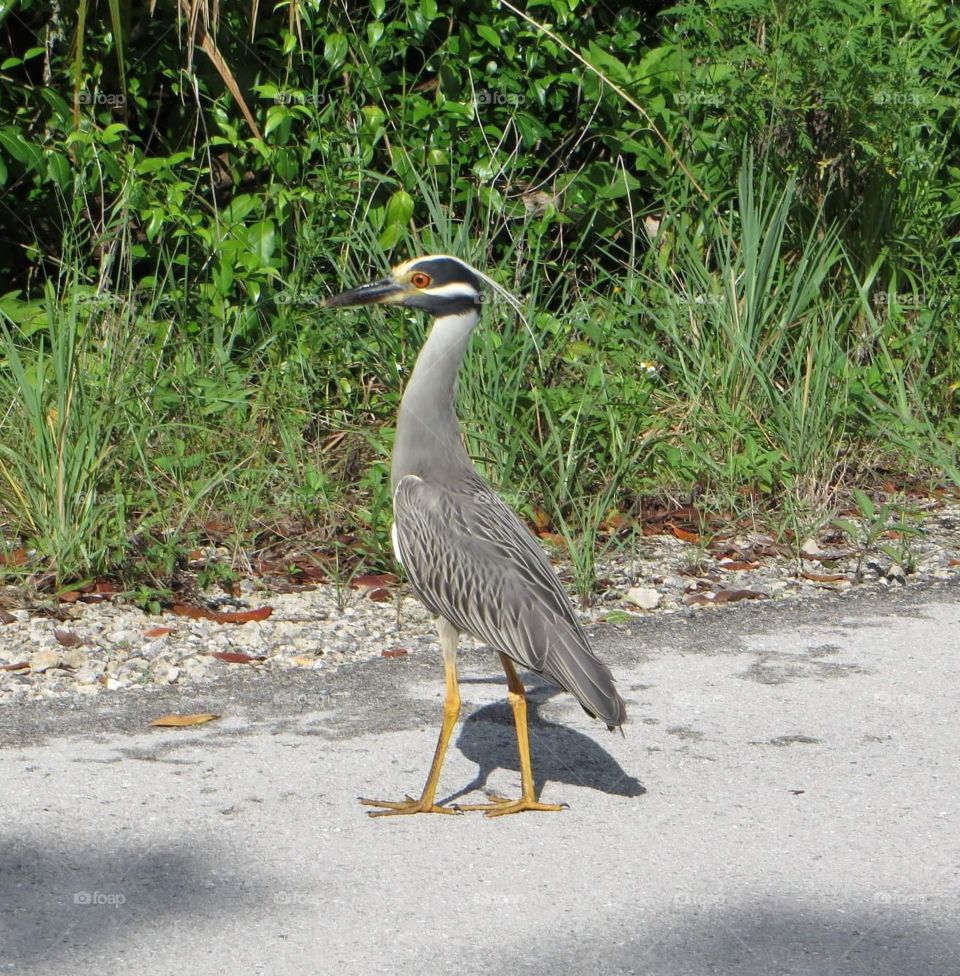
<box><xmin>0</xmin><ymin>0</ymin><xmax>957</xmax><ymax>605</ymax></box>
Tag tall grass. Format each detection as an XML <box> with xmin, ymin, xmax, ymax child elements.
<box><xmin>631</xmin><ymin>157</ymin><xmax>855</xmax><ymax>514</ymax></box>
<box><xmin>0</xmin><ymin>280</ymin><xmax>130</xmax><ymax>581</ymax></box>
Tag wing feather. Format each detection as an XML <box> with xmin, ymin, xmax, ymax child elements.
<box><xmin>393</xmin><ymin>474</ymin><xmax>626</xmax><ymax>727</ymax></box>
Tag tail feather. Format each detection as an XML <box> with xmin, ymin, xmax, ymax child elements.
<box><xmin>540</xmin><ymin>628</ymin><xmax>626</xmax><ymax>729</ymax></box>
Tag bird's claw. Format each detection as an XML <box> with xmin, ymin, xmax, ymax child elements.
<box><xmin>457</xmin><ymin>791</ymin><xmax>568</xmax><ymax>818</ymax></box>
<box><xmin>359</xmin><ymin>794</ymin><xmax>463</xmax><ymax>817</ymax></box>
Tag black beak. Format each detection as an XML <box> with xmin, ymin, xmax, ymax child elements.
<box><xmin>324</xmin><ymin>277</ymin><xmax>407</xmax><ymax>308</ymax></box>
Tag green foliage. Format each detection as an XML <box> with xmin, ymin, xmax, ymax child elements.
<box><xmin>0</xmin><ymin>0</ymin><xmax>956</xmax><ymax>595</ymax></box>
<box><xmin>0</xmin><ymin>278</ymin><xmax>130</xmax><ymax>580</ymax></box>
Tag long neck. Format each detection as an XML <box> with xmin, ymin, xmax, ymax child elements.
<box><xmin>391</xmin><ymin>309</ymin><xmax>480</xmax><ymax>491</ymax></box>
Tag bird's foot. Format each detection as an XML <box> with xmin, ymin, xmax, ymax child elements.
<box><xmin>359</xmin><ymin>794</ymin><xmax>462</xmax><ymax>817</ymax></box>
<box><xmin>457</xmin><ymin>792</ymin><xmax>568</xmax><ymax>818</ymax></box>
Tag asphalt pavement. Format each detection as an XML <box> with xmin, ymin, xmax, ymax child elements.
<box><xmin>2</xmin><ymin>580</ymin><xmax>959</xmax><ymax>975</ymax></box>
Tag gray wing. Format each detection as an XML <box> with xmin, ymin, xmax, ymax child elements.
<box><xmin>393</xmin><ymin>474</ymin><xmax>626</xmax><ymax>728</ymax></box>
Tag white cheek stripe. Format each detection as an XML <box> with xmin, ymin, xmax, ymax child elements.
<box><xmin>420</xmin><ymin>282</ymin><xmax>480</xmax><ymax>300</ymax></box>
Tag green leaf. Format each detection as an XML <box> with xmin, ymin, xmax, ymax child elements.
<box><xmin>323</xmin><ymin>32</ymin><xmax>348</xmax><ymax>69</ymax></box>
<box><xmin>385</xmin><ymin>189</ymin><xmax>414</xmax><ymax>227</ymax></box>
<box><xmin>46</xmin><ymin>152</ymin><xmax>71</xmax><ymax>188</ymax></box>
<box><xmin>0</xmin><ymin>128</ymin><xmax>42</xmax><ymax>169</ymax></box>
<box><xmin>476</xmin><ymin>25</ymin><xmax>501</xmax><ymax>48</ymax></box>
<box><xmin>248</xmin><ymin>220</ymin><xmax>277</xmax><ymax>264</ymax></box>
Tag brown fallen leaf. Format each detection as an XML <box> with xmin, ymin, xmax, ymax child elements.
<box><xmin>381</xmin><ymin>647</ymin><xmax>409</xmax><ymax>659</ymax></box>
<box><xmin>683</xmin><ymin>593</ymin><xmax>715</xmax><ymax>606</ymax></box>
<box><xmin>668</xmin><ymin>523</ymin><xmax>701</xmax><ymax>544</ymax></box>
<box><xmin>0</xmin><ymin>660</ymin><xmax>30</xmax><ymax>671</ymax></box>
<box><xmin>530</xmin><ymin>506</ymin><xmax>551</xmax><ymax>530</ymax></box>
<box><xmin>212</xmin><ymin>606</ymin><xmax>273</xmax><ymax>624</ymax></box>
<box><xmin>145</xmin><ymin>626</ymin><xmax>175</xmax><ymax>638</ymax></box>
<box><xmin>171</xmin><ymin>603</ymin><xmax>273</xmax><ymax>624</ymax></box>
<box><xmin>171</xmin><ymin>603</ymin><xmax>212</xmax><ymax>620</ymax></box>
<box><xmin>210</xmin><ymin>651</ymin><xmax>266</xmax><ymax>664</ymax></box>
<box><xmin>58</xmin><ymin>591</ymin><xmax>81</xmax><ymax>603</ymax></box>
<box><xmin>602</xmin><ymin>510</ymin><xmax>629</xmax><ymax>532</ymax></box>
<box><xmin>713</xmin><ymin>589</ymin><xmax>767</xmax><ymax>603</ymax></box>
<box><xmin>538</xmin><ymin>532</ymin><xmax>567</xmax><ymax>548</ymax></box>
<box><xmin>150</xmin><ymin>713</ymin><xmax>220</xmax><ymax>728</ymax></box>
<box><xmin>0</xmin><ymin>548</ymin><xmax>27</xmax><ymax>566</ymax></box>
<box><xmin>293</xmin><ymin>559</ymin><xmax>328</xmax><ymax>581</ymax></box>
<box><xmin>718</xmin><ymin>560</ymin><xmax>760</xmax><ymax>571</ymax></box>
<box><xmin>350</xmin><ymin>573</ymin><xmax>400</xmax><ymax>590</ymax></box>
<box><xmin>0</xmin><ymin>608</ymin><xmax>16</xmax><ymax>625</ymax></box>
<box><xmin>54</xmin><ymin>628</ymin><xmax>85</xmax><ymax>647</ymax></box>
<box><xmin>802</xmin><ymin>571</ymin><xmax>849</xmax><ymax>583</ymax></box>
<box><xmin>368</xmin><ymin>587</ymin><xmax>393</xmax><ymax>603</ymax></box>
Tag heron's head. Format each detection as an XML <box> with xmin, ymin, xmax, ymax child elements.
<box><xmin>325</xmin><ymin>255</ymin><xmax>485</xmax><ymax>316</ymax></box>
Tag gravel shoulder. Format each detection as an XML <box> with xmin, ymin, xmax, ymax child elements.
<box><xmin>2</xmin><ymin>499</ymin><xmax>957</xmax><ymax>708</ymax></box>
<box><xmin>3</xmin><ymin>580</ymin><xmax>959</xmax><ymax>975</ymax></box>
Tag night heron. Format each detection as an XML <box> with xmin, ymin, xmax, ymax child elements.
<box><xmin>326</xmin><ymin>255</ymin><xmax>626</xmax><ymax>817</ymax></box>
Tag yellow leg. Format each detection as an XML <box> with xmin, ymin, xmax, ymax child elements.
<box><xmin>360</xmin><ymin>618</ymin><xmax>463</xmax><ymax>817</ymax></box>
<box><xmin>459</xmin><ymin>654</ymin><xmax>566</xmax><ymax>817</ymax></box>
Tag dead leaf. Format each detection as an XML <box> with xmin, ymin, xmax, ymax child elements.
<box><xmin>58</xmin><ymin>591</ymin><xmax>81</xmax><ymax>603</ymax></box>
<box><xmin>802</xmin><ymin>571</ymin><xmax>849</xmax><ymax>583</ymax></box>
<box><xmin>53</xmin><ymin>628</ymin><xmax>85</xmax><ymax>647</ymax></box>
<box><xmin>538</xmin><ymin>532</ymin><xmax>566</xmax><ymax>548</ymax></box>
<box><xmin>712</xmin><ymin>589</ymin><xmax>767</xmax><ymax>603</ymax></box>
<box><xmin>210</xmin><ymin>651</ymin><xmax>266</xmax><ymax>664</ymax></box>
<box><xmin>530</xmin><ymin>507</ymin><xmax>551</xmax><ymax>530</ymax></box>
<box><xmin>603</xmin><ymin>510</ymin><xmax>629</xmax><ymax>532</ymax></box>
<box><xmin>381</xmin><ymin>647</ymin><xmax>409</xmax><ymax>659</ymax></box>
<box><xmin>171</xmin><ymin>604</ymin><xmax>273</xmax><ymax>624</ymax></box>
<box><xmin>668</xmin><ymin>523</ymin><xmax>701</xmax><ymax>544</ymax></box>
<box><xmin>0</xmin><ymin>608</ymin><xmax>16</xmax><ymax>625</ymax></box>
<box><xmin>718</xmin><ymin>560</ymin><xmax>760</xmax><ymax>571</ymax></box>
<box><xmin>368</xmin><ymin>588</ymin><xmax>393</xmax><ymax>603</ymax></box>
<box><xmin>212</xmin><ymin>606</ymin><xmax>272</xmax><ymax>624</ymax></box>
<box><xmin>683</xmin><ymin>593</ymin><xmax>715</xmax><ymax>606</ymax></box>
<box><xmin>0</xmin><ymin>660</ymin><xmax>29</xmax><ymax>671</ymax></box>
<box><xmin>145</xmin><ymin>626</ymin><xmax>175</xmax><ymax>638</ymax></box>
<box><xmin>351</xmin><ymin>573</ymin><xmax>400</xmax><ymax>590</ymax></box>
<box><xmin>0</xmin><ymin>548</ymin><xmax>27</xmax><ymax>566</ymax></box>
<box><xmin>149</xmin><ymin>713</ymin><xmax>220</xmax><ymax>728</ymax></box>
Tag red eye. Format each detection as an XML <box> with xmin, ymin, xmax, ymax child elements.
<box><xmin>411</xmin><ymin>272</ymin><xmax>431</xmax><ymax>288</ymax></box>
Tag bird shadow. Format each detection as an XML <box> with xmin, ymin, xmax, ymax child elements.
<box><xmin>443</xmin><ymin>676</ymin><xmax>645</xmax><ymax>806</ymax></box>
